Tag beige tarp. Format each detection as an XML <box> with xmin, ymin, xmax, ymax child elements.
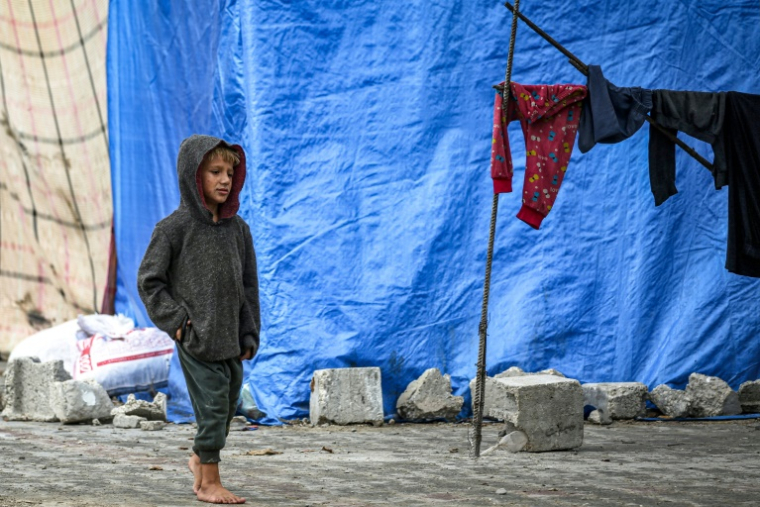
<box><xmin>0</xmin><ymin>0</ymin><xmax>111</xmax><ymax>354</ymax></box>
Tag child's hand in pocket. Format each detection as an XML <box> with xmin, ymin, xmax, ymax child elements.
<box><xmin>175</xmin><ymin>320</ymin><xmax>191</xmax><ymax>341</ymax></box>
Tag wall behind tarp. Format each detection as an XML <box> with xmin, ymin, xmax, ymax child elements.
<box><xmin>108</xmin><ymin>0</ymin><xmax>760</xmax><ymax>423</ymax></box>
<box><xmin>0</xmin><ymin>0</ymin><xmax>112</xmax><ymax>355</ymax></box>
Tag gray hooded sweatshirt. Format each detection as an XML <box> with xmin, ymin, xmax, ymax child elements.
<box><xmin>138</xmin><ymin>135</ymin><xmax>260</xmax><ymax>362</ymax></box>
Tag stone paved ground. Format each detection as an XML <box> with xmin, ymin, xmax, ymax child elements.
<box><xmin>0</xmin><ymin>418</ymin><xmax>759</xmax><ymax>506</ymax></box>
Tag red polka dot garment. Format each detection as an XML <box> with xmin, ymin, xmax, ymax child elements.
<box><xmin>491</xmin><ymin>82</ymin><xmax>587</xmax><ymax>229</ymax></box>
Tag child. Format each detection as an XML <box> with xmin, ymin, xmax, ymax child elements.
<box><xmin>138</xmin><ymin>134</ymin><xmax>260</xmax><ymax>504</ymax></box>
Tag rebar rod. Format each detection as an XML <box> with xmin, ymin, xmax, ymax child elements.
<box><xmin>470</xmin><ymin>0</ymin><xmax>521</xmax><ymax>460</ymax></box>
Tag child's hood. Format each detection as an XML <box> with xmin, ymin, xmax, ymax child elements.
<box><xmin>176</xmin><ymin>134</ymin><xmax>247</xmax><ymax>223</ymax></box>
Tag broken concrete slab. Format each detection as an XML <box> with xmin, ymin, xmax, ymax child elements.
<box><xmin>152</xmin><ymin>392</ymin><xmax>167</xmax><ymax>420</ymax></box>
<box><xmin>739</xmin><ymin>380</ymin><xmax>760</xmax><ymax>414</ymax></box>
<box><xmin>1</xmin><ymin>357</ymin><xmax>71</xmax><ymax>422</ymax></box>
<box><xmin>475</xmin><ymin>374</ymin><xmax>584</xmax><ymax>451</ymax></box>
<box><xmin>396</xmin><ymin>368</ymin><xmax>463</xmax><ymax>422</ymax></box>
<box><xmin>49</xmin><ymin>379</ymin><xmax>114</xmax><ymax>424</ymax></box>
<box><xmin>110</xmin><ymin>393</ymin><xmax>166</xmax><ymax>421</ymax></box>
<box><xmin>686</xmin><ymin>373</ymin><xmax>741</xmax><ymax>417</ymax></box>
<box><xmin>583</xmin><ymin>382</ymin><xmax>648</xmax><ymax>420</ymax></box>
<box><xmin>113</xmin><ymin>413</ymin><xmax>147</xmax><ymax>429</ymax></box>
<box><xmin>139</xmin><ymin>420</ymin><xmax>165</xmax><ymax>431</ymax></box>
<box><xmin>309</xmin><ymin>367</ymin><xmax>384</xmax><ymax>426</ymax></box>
<box><xmin>649</xmin><ymin>385</ymin><xmax>691</xmax><ymax>418</ymax></box>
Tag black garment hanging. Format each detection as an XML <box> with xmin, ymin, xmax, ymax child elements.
<box><xmin>648</xmin><ymin>90</ymin><xmax>727</xmax><ymax>206</ymax></box>
<box><xmin>724</xmin><ymin>91</ymin><xmax>760</xmax><ymax>278</ymax></box>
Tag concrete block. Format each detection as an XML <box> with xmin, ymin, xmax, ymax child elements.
<box><xmin>113</xmin><ymin>413</ymin><xmax>147</xmax><ymax>428</ymax></box>
<box><xmin>473</xmin><ymin>375</ymin><xmax>583</xmax><ymax>452</ymax></box>
<box><xmin>309</xmin><ymin>367</ymin><xmax>384</xmax><ymax>426</ymax></box>
<box><xmin>139</xmin><ymin>420</ymin><xmax>165</xmax><ymax>431</ymax></box>
<box><xmin>738</xmin><ymin>380</ymin><xmax>760</xmax><ymax>414</ymax></box>
<box><xmin>686</xmin><ymin>373</ymin><xmax>741</xmax><ymax>417</ymax></box>
<box><xmin>469</xmin><ymin>376</ymin><xmax>513</xmax><ymax>421</ymax></box>
<box><xmin>49</xmin><ymin>379</ymin><xmax>114</xmax><ymax>424</ymax></box>
<box><xmin>649</xmin><ymin>385</ymin><xmax>691</xmax><ymax>418</ymax></box>
<box><xmin>494</xmin><ymin>366</ymin><xmax>565</xmax><ymax>379</ymax></box>
<box><xmin>495</xmin><ymin>366</ymin><xmax>526</xmax><ymax>378</ymax></box>
<box><xmin>1</xmin><ymin>357</ymin><xmax>71</xmax><ymax>422</ymax></box>
<box><xmin>582</xmin><ymin>382</ymin><xmax>648</xmax><ymax>420</ymax></box>
<box><xmin>537</xmin><ymin>369</ymin><xmax>566</xmax><ymax>378</ymax></box>
<box><xmin>396</xmin><ymin>368</ymin><xmax>463</xmax><ymax>421</ymax></box>
<box><xmin>111</xmin><ymin>393</ymin><xmax>166</xmax><ymax>421</ymax></box>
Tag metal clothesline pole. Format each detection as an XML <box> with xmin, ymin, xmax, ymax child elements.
<box><xmin>501</xmin><ymin>1</ymin><xmax>715</xmax><ymax>172</ymax></box>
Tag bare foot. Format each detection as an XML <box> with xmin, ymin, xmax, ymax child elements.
<box><xmin>196</xmin><ymin>483</ymin><xmax>246</xmax><ymax>504</ymax></box>
<box><xmin>196</xmin><ymin>462</ymin><xmax>245</xmax><ymax>504</ymax></box>
<box><xmin>188</xmin><ymin>454</ymin><xmax>202</xmax><ymax>494</ymax></box>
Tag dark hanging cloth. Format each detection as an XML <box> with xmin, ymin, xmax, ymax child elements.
<box><xmin>648</xmin><ymin>90</ymin><xmax>727</xmax><ymax>206</ymax></box>
<box><xmin>578</xmin><ymin>65</ymin><xmax>652</xmax><ymax>153</ymax></box>
<box><xmin>724</xmin><ymin>91</ymin><xmax>760</xmax><ymax>278</ymax></box>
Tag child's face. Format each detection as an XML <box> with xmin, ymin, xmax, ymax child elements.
<box><xmin>200</xmin><ymin>155</ymin><xmax>234</xmax><ymax>207</ymax></box>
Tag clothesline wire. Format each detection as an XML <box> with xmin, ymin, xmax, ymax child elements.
<box><xmin>469</xmin><ymin>0</ymin><xmax>521</xmax><ymax>460</ymax></box>
<box><xmin>499</xmin><ymin>1</ymin><xmax>714</xmax><ymax>172</ymax></box>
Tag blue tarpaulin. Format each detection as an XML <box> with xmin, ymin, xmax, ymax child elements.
<box><xmin>107</xmin><ymin>0</ymin><xmax>760</xmax><ymax>423</ymax></box>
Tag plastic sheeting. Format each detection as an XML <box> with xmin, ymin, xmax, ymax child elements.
<box><xmin>108</xmin><ymin>0</ymin><xmax>760</xmax><ymax>423</ymax></box>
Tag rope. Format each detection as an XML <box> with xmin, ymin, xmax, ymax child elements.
<box><xmin>470</xmin><ymin>0</ymin><xmax>521</xmax><ymax>460</ymax></box>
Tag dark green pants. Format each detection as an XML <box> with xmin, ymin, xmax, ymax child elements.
<box><xmin>176</xmin><ymin>342</ymin><xmax>243</xmax><ymax>464</ymax></box>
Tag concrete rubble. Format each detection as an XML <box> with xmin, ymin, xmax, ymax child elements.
<box><xmin>686</xmin><ymin>373</ymin><xmax>741</xmax><ymax>417</ymax></box>
<box><xmin>113</xmin><ymin>413</ymin><xmax>147</xmax><ymax>428</ymax></box>
<box><xmin>49</xmin><ymin>379</ymin><xmax>114</xmax><ymax>424</ymax></box>
<box><xmin>738</xmin><ymin>380</ymin><xmax>760</xmax><ymax>414</ymax></box>
<box><xmin>0</xmin><ymin>374</ymin><xmax>5</xmax><ymax>412</ymax></box>
<box><xmin>310</xmin><ymin>367</ymin><xmax>384</xmax><ymax>426</ymax></box>
<box><xmin>587</xmin><ymin>409</ymin><xmax>611</xmax><ymax>425</ymax></box>
<box><xmin>582</xmin><ymin>382</ymin><xmax>648</xmax><ymax>421</ymax></box>
<box><xmin>1</xmin><ymin>357</ymin><xmax>71</xmax><ymax>422</ymax></box>
<box><xmin>139</xmin><ymin>420</ymin><xmax>165</xmax><ymax>431</ymax></box>
<box><xmin>230</xmin><ymin>415</ymin><xmax>250</xmax><ymax>431</ymax></box>
<box><xmin>396</xmin><ymin>368</ymin><xmax>463</xmax><ymax>422</ymax></box>
<box><xmin>481</xmin><ymin>430</ymin><xmax>528</xmax><ymax>456</ymax></box>
<box><xmin>649</xmin><ymin>385</ymin><xmax>691</xmax><ymax>418</ymax></box>
<box><xmin>110</xmin><ymin>393</ymin><xmax>167</xmax><ymax>421</ymax></box>
<box><xmin>474</xmin><ymin>374</ymin><xmax>584</xmax><ymax>452</ymax></box>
